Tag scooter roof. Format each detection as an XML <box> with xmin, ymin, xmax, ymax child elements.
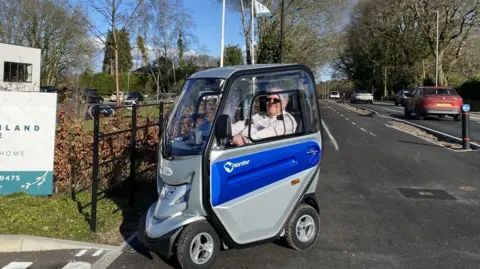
<box><xmin>188</xmin><ymin>63</ymin><xmax>300</xmax><ymax>79</ymax></box>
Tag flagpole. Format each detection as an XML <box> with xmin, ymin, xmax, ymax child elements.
<box><xmin>280</xmin><ymin>0</ymin><xmax>284</xmax><ymax>63</ymax></box>
<box><xmin>220</xmin><ymin>0</ymin><xmax>226</xmax><ymax>67</ymax></box>
<box><xmin>251</xmin><ymin>0</ymin><xmax>255</xmax><ymax>65</ymax></box>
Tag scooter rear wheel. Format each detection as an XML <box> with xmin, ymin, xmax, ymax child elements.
<box><xmin>285</xmin><ymin>203</ymin><xmax>320</xmax><ymax>250</ymax></box>
<box><xmin>176</xmin><ymin>221</ymin><xmax>220</xmax><ymax>269</ymax></box>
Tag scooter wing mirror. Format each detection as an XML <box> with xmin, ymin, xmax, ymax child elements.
<box><xmin>215</xmin><ymin>114</ymin><xmax>232</xmax><ymax>139</ymax></box>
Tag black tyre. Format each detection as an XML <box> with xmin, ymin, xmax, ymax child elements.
<box><xmin>394</xmin><ymin>101</ymin><xmax>398</xmax><ymax>106</ymax></box>
<box><xmin>176</xmin><ymin>221</ymin><xmax>220</xmax><ymax>269</ymax></box>
<box><xmin>453</xmin><ymin>115</ymin><xmax>460</xmax><ymax>121</ymax></box>
<box><xmin>404</xmin><ymin>106</ymin><xmax>411</xmax><ymax>118</ymax></box>
<box><xmin>415</xmin><ymin>108</ymin><xmax>424</xmax><ymax>120</ymax></box>
<box><xmin>285</xmin><ymin>204</ymin><xmax>320</xmax><ymax>250</ymax></box>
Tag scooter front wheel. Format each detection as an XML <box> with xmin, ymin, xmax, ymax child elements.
<box><xmin>285</xmin><ymin>203</ymin><xmax>320</xmax><ymax>250</ymax></box>
<box><xmin>176</xmin><ymin>221</ymin><xmax>220</xmax><ymax>269</ymax></box>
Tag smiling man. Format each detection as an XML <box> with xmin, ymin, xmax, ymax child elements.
<box><xmin>230</xmin><ymin>87</ymin><xmax>297</xmax><ymax>146</ymax></box>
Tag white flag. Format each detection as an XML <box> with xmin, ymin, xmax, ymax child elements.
<box><xmin>254</xmin><ymin>0</ymin><xmax>272</xmax><ymax>17</ymax></box>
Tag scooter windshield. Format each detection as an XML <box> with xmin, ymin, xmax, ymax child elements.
<box><xmin>162</xmin><ymin>78</ymin><xmax>224</xmax><ymax>158</ymax></box>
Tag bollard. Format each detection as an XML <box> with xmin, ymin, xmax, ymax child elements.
<box><xmin>461</xmin><ymin>104</ymin><xmax>471</xmax><ymax>150</ymax></box>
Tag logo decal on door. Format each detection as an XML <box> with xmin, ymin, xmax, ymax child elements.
<box><xmin>223</xmin><ymin>160</ymin><xmax>250</xmax><ymax>173</ymax></box>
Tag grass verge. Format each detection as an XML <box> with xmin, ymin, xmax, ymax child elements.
<box><xmin>0</xmin><ymin>192</ymin><xmax>121</xmax><ymax>243</ymax></box>
<box><xmin>0</xmin><ymin>172</ymin><xmax>158</xmax><ymax>245</ymax></box>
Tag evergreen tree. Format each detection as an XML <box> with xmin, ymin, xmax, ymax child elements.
<box><xmin>118</xmin><ymin>27</ymin><xmax>133</xmax><ymax>72</ymax></box>
<box><xmin>102</xmin><ymin>28</ymin><xmax>133</xmax><ymax>74</ymax></box>
<box><xmin>177</xmin><ymin>32</ymin><xmax>185</xmax><ymax>68</ymax></box>
<box><xmin>224</xmin><ymin>45</ymin><xmax>243</xmax><ymax>66</ymax></box>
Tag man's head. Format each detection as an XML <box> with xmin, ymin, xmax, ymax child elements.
<box><xmin>265</xmin><ymin>87</ymin><xmax>288</xmax><ymax>117</ymax></box>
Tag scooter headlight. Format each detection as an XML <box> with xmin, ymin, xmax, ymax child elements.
<box><xmin>159</xmin><ymin>183</ymin><xmax>191</xmax><ymax>204</ymax></box>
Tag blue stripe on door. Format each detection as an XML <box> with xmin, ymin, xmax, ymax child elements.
<box><xmin>211</xmin><ymin>140</ymin><xmax>321</xmax><ymax>206</ymax></box>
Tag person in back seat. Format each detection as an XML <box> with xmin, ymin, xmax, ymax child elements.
<box><xmin>230</xmin><ymin>88</ymin><xmax>297</xmax><ymax>146</ymax></box>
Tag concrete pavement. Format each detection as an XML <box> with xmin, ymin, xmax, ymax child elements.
<box><xmin>354</xmin><ymin>101</ymin><xmax>480</xmax><ymax>144</ymax></box>
<box><xmin>91</xmin><ymin>99</ymin><xmax>480</xmax><ymax>269</ymax></box>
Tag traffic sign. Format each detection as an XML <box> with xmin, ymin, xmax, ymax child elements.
<box><xmin>462</xmin><ymin>104</ymin><xmax>471</xmax><ymax>112</ymax></box>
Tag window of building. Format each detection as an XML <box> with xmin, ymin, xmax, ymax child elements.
<box><xmin>3</xmin><ymin>61</ymin><xmax>33</xmax><ymax>83</ymax></box>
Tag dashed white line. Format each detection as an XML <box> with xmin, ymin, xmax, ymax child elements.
<box><xmin>321</xmin><ymin>119</ymin><xmax>339</xmax><ymax>150</ymax></box>
<box><xmin>75</xmin><ymin>249</ymin><xmax>87</xmax><ymax>257</ymax></box>
<box><xmin>322</xmin><ymin>100</ymin><xmax>377</xmax><ymax>138</ymax></box>
<box><xmin>92</xmin><ymin>249</ymin><xmax>104</xmax><ymax>257</ymax></box>
<box><xmin>2</xmin><ymin>262</ymin><xmax>33</xmax><ymax>269</ymax></box>
<box><xmin>61</xmin><ymin>262</ymin><xmax>92</xmax><ymax>269</ymax></box>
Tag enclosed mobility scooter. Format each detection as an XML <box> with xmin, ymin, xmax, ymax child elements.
<box><xmin>138</xmin><ymin>64</ymin><xmax>324</xmax><ymax>269</ymax></box>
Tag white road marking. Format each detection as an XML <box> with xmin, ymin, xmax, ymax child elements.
<box><xmin>2</xmin><ymin>262</ymin><xmax>33</xmax><ymax>269</ymax></box>
<box><xmin>75</xmin><ymin>249</ymin><xmax>87</xmax><ymax>257</ymax></box>
<box><xmin>321</xmin><ymin>119</ymin><xmax>339</xmax><ymax>150</ymax></box>
<box><xmin>352</xmin><ymin>122</ymin><xmax>357</xmax><ymax>125</ymax></box>
<box><xmin>370</xmin><ymin>132</ymin><xmax>377</xmax><ymax>137</ymax></box>
<box><xmin>360</xmin><ymin>128</ymin><xmax>367</xmax><ymax>132</ymax></box>
<box><xmin>90</xmin><ymin>232</ymin><xmax>138</xmax><ymax>269</ymax></box>
<box><xmin>345</xmin><ymin>117</ymin><xmax>349</xmax><ymax>121</ymax></box>
<box><xmin>92</xmin><ymin>249</ymin><xmax>104</xmax><ymax>257</ymax></box>
<box><xmin>61</xmin><ymin>262</ymin><xmax>92</xmax><ymax>269</ymax></box>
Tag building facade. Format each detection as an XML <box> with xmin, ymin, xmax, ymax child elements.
<box><xmin>0</xmin><ymin>43</ymin><xmax>41</xmax><ymax>92</ymax></box>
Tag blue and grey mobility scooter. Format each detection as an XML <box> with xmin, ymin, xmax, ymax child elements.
<box><xmin>138</xmin><ymin>64</ymin><xmax>324</xmax><ymax>269</ymax></box>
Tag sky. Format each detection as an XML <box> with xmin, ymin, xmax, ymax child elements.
<box><xmin>80</xmin><ymin>0</ymin><xmax>335</xmax><ymax>81</ymax></box>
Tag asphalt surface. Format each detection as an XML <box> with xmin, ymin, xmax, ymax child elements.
<box><xmin>0</xmin><ymin>248</ymin><xmax>108</xmax><ymax>269</ymax></box>
<box><xmin>352</xmin><ymin>101</ymin><xmax>480</xmax><ymax>144</ymax></box>
<box><xmin>98</xmin><ymin>99</ymin><xmax>480</xmax><ymax>269</ymax></box>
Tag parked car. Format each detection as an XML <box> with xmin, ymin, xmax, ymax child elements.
<box><xmin>404</xmin><ymin>86</ymin><xmax>463</xmax><ymax>121</ymax></box>
<box><xmin>40</xmin><ymin>86</ymin><xmax>57</xmax><ymax>93</ymax></box>
<box><xmin>394</xmin><ymin>89</ymin><xmax>411</xmax><ymax>106</ymax></box>
<box><xmin>350</xmin><ymin>89</ymin><xmax>374</xmax><ymax>104</ymax></box>
<box><xmin>85</xmin><ymin>104</ymin><xmax>116</xmax><ymax>120</ymax></box>
<box><xmin>126</xmin><ymin>91</ymin><xmax>144</xmax><ymax>101</ymax></box>
<box><xmin>329</xmin><ymin>91</ymin><xmax>340</xmax><ymax>99</ymax></box>
<box><xmin>81</xmin><ymin>88</ymin><xmax>104</xmax><ymax>104</ymax></box>
<box><xmin>110</xmin><ymin>91</ymin><xmax>125</xmax><ymax>102</ymax></box>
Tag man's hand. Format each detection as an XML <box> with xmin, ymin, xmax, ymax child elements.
<box><xmin>232</xmin><ymin>135</ymin><xmax>248</xmax><ymax>146</ymax></box>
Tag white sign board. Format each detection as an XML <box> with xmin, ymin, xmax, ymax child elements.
<box><xmin>0</xmin><ymin>91</ymin><xmax>57</xmax><ymax>195</ymax></box>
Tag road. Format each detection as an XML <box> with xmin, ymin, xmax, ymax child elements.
<box><xmin>353</xmin><ymin>101</ymin><xmax>480</xmax><ymax>144</ymax></box>
<box><xmin>93</xmin><ymin>99</ymin><xmax>480</xmax><ymax>269</ymax></box>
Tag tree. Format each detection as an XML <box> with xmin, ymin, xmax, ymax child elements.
<box><xmin>217</xmin><ymin>0</ymin><xmax>348</xmax><ymax>69</ymax></box>
<box><xmin>86</xmin><ymin>0</ymin><xmax>144</xmax><ymax>104</ymax></box>
<box><xmin>102</xmin><ymin>28</ymin><xmax>133</xmax><ymax>74</ymax></box>
<box><xmin>407</xmin><ymin>0</ymin><xmax>480</xmax><ymax>86</ymax></box>
<box><xmin>134</xmin><ymin>0</ymin><xmax>197</xmax><ymax>98</ymax></box>
<box><xmin>333</xmin><ymin>0</ymin><xmax>429</xmax><ymax>94</ymax></box>
<box><xmin>224</xmin><ymin>45</ymin><xmax>243</xmax><ymax>66</ymax></box>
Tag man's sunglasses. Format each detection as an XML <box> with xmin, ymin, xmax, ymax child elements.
<box><xmin>266</xmin><ymin>97</ymin><xmax>281</xmax><ymax>103</ymax></box>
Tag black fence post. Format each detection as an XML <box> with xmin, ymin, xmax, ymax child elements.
<box><xmin>158</xmin><ymin>102</ymin><xmax>164</xmax><ymax>141</ymax></box>
<box><xmin>129</xmin><ymin>104</ymin><xmax>138</xmax><ymax>207</ymax></box>
<box><xmin>90</xmin><ymin>106</ymin><xmax>100</xmax><ymax>232</ymax></box>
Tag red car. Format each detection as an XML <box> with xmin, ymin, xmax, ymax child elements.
<box><xmin>404</xmin><ymin>86</ymin><xmax>463</xmax><ymax>121</ymax></box>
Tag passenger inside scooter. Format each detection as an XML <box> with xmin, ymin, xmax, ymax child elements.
<box><xmin>230</xmin><ymin>87</ymin><xmax>297</xmax><ymax>146</ymax></box>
